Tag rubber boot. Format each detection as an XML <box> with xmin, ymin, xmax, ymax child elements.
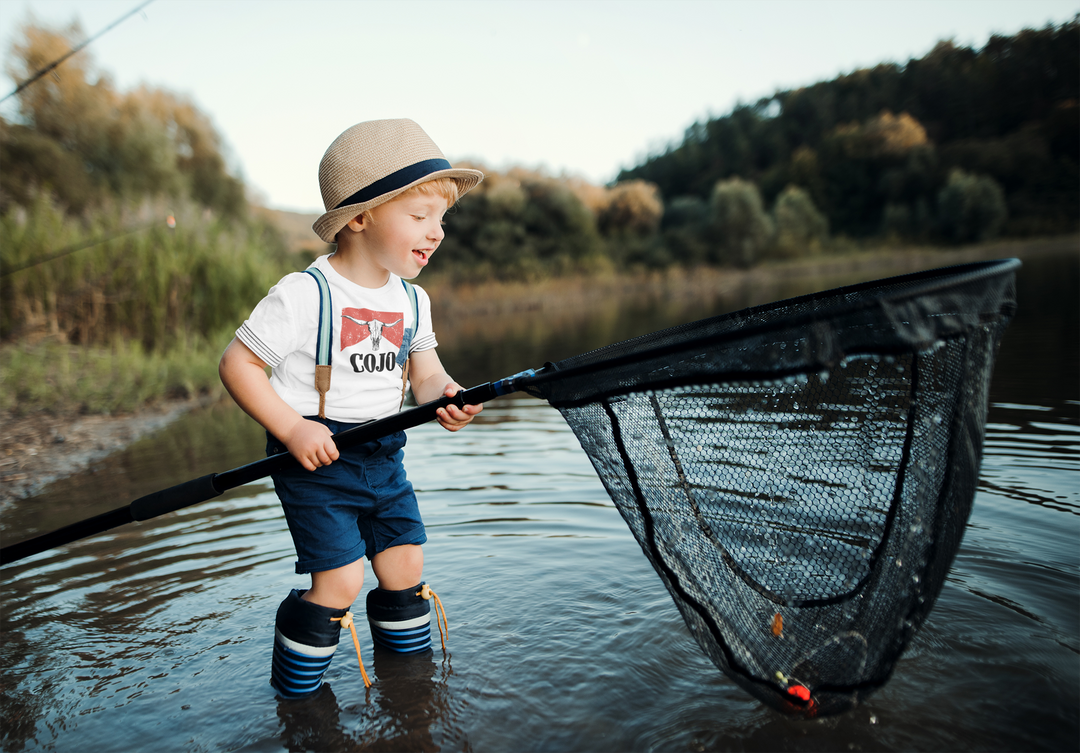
<box><xmin>366</xmin><ymin>583</ymin><xmax>432</xmax><ymax>654</ymax></box>
<box><xmin>271</xmin><ymin>589</ymin><xmax>348</xmax><ymax>698</ymax></box>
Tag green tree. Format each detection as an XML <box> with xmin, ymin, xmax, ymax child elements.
<box><xmin>710</xmin><ymin>178</ymin><xmax>774</xmax><ymax>267</ymax></box>
<box><xmin>774</xmin><ymin>184</ymin><xmax>828</xmax><ymax>255</ymax></box>
<box><xmin>3</xmin><ymin>20</ymin><xmax>245</xmax><ymax>216</ymax></box>
<box><xmin>0</xmin><ymin>119</ymin><xmax>95</xmax><ymax>212</ymax></box>
<box><xmin>437</xmin><ymin>167</ymin><xmax>605</xmax><ymax>280</ymax></box>
<box><xmin>597</xmin><ymin>180</ymin><xmax>663</xmax><ymax>237</ymax></box>
<box><xmin>659</xmin><ymin>195</ymin><xmax>710</xmax><ymax>266</ymax></box>
<box><xmin>936</xmin><ymin>169</ymin><xmax>1007</xmax><ymax>243</ymax></box>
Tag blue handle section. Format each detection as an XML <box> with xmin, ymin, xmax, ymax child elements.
<box><xmin>492</xmin><ymin>369</ymin><xmax>537</xmax><ymax>396</ymax></box>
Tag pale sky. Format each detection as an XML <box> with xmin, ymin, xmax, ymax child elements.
<box><xmin>0</xmin><ymin>0</ymin><xmax>1076</xmax><ymax>212</ymax></box>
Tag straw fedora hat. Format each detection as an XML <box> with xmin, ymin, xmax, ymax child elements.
<box><xmin>312</xmin><ymin>119</ymin><xmax>484</xmax><ymax>243</ymax></box>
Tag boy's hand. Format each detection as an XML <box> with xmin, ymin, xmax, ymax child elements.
<box><xmin>284</xmin><ymin>417</ymin><xmax>340</xmax><ymax>471</ymax></box>
<box><xmin>436</xmin><ymin>382</ymin><xmax>483</xmax><ymax>432</ymax></box>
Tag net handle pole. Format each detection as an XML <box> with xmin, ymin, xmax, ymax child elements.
<box><xmin>0</xmin><ymin>369</ymin><xmax>541</xmax><ymax>567</ymax></box>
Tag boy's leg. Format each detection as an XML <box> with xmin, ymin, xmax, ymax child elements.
<box><xmin>305</xmin><ymin>559</ymin><xmax>365</xmax><ymax>609</ymax></box>
<box><xmin>367</xmin><ymin>545</ymin><xmax>433</xmax><ymax>653</ymax></box>
<box><xmin>271</xmin><ymin>561</ymin><xmax>365</xmax><ymax>698</ymax></box>
<box><xmin>370</xmin><ymin>544</ymin><xmax>423</xmax><ymax>590</ymax></box>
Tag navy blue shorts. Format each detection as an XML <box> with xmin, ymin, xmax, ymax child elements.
<box><xmin>267</xmin><ymin>419</ymin><xmax>427</xmax><ymax>574</ymax></box>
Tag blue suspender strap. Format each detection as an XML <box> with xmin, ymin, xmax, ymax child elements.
<box><xmin>306</xmin><ymin>269</ymin><xmax>333</xmax><ymax>367</ymax></box>
<box><xmin>305</xmin><ymin>268</ymin><xmax>333</xmax><ymax>418</ymax></box>
<box><xmin>399</xmin><ymin>279</ymin><xmax>419</xmax><ymax>408</ymax></box>
<box><xmin>402</xmin><ymin>279</ymin><xmax>419</xmax><ymax>339</ymax></box>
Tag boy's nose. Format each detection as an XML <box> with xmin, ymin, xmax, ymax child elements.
<box><xmin>429</xmin><ymin>222</ymin><xmax>444</xmax><ymax>242</ymax></box>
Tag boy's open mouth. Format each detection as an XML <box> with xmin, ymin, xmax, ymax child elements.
<box><xmin>413</xmin><ymin>250</ymin><xmax>430</xmax><ymax>264</ymax></box>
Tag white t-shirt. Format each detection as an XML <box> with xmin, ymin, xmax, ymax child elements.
<box><xmin>236</xmin><ymin>254</ymin><xmax>437</xmax><ymax>423</ymax></box>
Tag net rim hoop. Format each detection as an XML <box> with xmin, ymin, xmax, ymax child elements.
<box><xmin>523</xmin><ymin>258</ymin><xmax>1021</xmax><ymax>397</ymax></box>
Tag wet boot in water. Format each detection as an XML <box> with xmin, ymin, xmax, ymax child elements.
<box><xmin>366</xmin><ymin>583</ymin><xmax>435</xmax><ymax>654</ymax></box>
<box><xmin>271</xmin><ymin>589</ymin><xmax>347</xmax><ymax>698</ymax></box>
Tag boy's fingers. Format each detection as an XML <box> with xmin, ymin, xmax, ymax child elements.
<box><xmin>437</xmin><ymin>405</ymin><xmax>478</xmax><ymax>432</ymax></box>
<box><xmin>441</xmin><ymin>406</ymin><xmax>466</xmax><ymax>421</ymax></box>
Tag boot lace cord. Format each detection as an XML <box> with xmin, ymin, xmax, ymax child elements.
<box><xmin>331</xmin><ymin>612</ymin><xmax>372</xmax><ymax>688</ymax></box>
<box><xmin>418</xmin><ymin>583</ymin><xmax>448</xmax><ymax>651</ymax></box>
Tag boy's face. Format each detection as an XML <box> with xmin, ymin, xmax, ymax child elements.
<box><xmin>359</xmin><ymin>191</ymin><xmax>449</xmax><ymax>280</ymax></box>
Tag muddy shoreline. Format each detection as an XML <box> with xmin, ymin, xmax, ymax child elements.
<box><xmin>0</xmin><ymin>396</ymin><xmax>213</xmax><ymax>505</ymax></box>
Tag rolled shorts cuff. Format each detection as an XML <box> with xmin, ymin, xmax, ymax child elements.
<box><xmin>293</xmin><ymin>526</ymin><xmax>426</xmax><ymax>574</ymax></box>
<box><xmin>295</xmin><ymin>543</ymin><xmax>367</xmax><ymax>575</ymax></box>
<box><xmin>382</xmin><ymin>524</ymin><xmax>428</xmax><ymax>552</ymax></box>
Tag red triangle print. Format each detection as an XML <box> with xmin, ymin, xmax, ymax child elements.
<box><xmin>340</xmin><ymin>308</ymin><xmax>404</xmax><ymax>352</ymax></box>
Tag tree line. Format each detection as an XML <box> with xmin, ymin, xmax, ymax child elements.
<box><xmin>2</xmin><ymin>18</ymin><xmax>1076</xmax><ymax>293</ymax></box>
<box><xmin>615</xmin><ymin>20</ymin><xmax>1077</xmax><ymax>262</ymax></box>
<box><xmin>426</xmin><ymin>21</ymin><xmax>1078</xmax><ymax>276</ymax></box>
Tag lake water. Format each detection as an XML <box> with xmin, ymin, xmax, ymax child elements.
<box><xmin>2</xmin><ymin>252</ymin><xmax>1077</xmax><ymax>752</ymax></box>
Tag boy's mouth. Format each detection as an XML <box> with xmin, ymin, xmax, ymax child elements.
<box><xmin>413</xmin><ymin>249</ymin><xmax>430</xmax><ymax>265</ymax></box>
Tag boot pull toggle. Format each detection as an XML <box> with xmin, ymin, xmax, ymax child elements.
<box><xmin>417</xmin><ymin>584</ymin><xmax>448</xmax><ymax>651</ymax></box>
<box><xmin>332</xmin><ymin>611</ymin><xmax>372</xmax><ymax>688</ymax></box>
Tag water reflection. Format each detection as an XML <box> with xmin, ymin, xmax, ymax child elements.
<box><xmin>269</xmin><ymin>649</ymin><xmax>465</xmax><ymax>753</ymax></box>
<box><xmin>433</xmin><ymin>267</ymin><xmax>856</xmax><ymax>388</ymax></box>
<box><xmin>981</xmin><ymin>403</ymin><xmax>1080</xmax><ymax>513</ymax></box>
<box><xmin>2</xmin><ymin>401</ymin><xmax>269</xmax><ymax>541</ymax></box>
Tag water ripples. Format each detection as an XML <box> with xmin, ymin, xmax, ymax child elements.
<box><xmin>1</xmin><ymin>381</ymin><xmax>1076</xmax><ymax>750</ymax></box>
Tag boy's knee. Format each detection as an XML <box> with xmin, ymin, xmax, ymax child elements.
<box><xmin>306</xmin><ymin>560</ymin><xmax>364</xmax><ymax>609</ymax></box>
<box><xmin>371</xmin><ymin>544</ymin><xmax>423</xmax><ymax>591</ymax></box>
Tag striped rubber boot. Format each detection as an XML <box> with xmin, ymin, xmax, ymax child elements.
<box><xmin>366</xmin><ymin>584</ymin><xmax>432</xmax><ymax>654</ymax></box>
<box><xmin>270</xmin><ymin>589</ymin><xmax>347</xmax><ymax>698</ymax></box>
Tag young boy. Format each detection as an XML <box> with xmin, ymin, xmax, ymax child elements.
<box><xmin>219</xmin><ymin>119</ymin><xmax>484</xmax><ymax>698</ymax></box>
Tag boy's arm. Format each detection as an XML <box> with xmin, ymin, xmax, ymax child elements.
<box><xmin>218</xmin><ymin>337</ymin><xmax>340</xmax><ymax>470</ymax></box>
<box><xmin>407</xmin><ymin>348</ymin><xmax>482</xmax><ymax>432</ymax></box>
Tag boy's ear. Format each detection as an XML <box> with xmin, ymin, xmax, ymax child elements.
<box><xmin>344</xmin><ymin>215</ymin><xmax>365</xmax><ymax>232</ymax></box>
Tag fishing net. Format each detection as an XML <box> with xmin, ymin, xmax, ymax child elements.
<box><xmin>523</xmin><ymin>259</ymin><xmax>1019</xmax><ymax>717</ymax></box>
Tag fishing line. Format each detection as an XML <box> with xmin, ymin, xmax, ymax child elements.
<box><xmin>0</xmin><ymin>215</ymin><xmax>175</xmax><ymax>278</ymax></box>
<box><xmin>1</xmin><ymin>0</ymin><xmax>155</xmax><ymax>105</ymax></box>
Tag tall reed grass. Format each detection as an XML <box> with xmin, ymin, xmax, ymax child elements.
<box><xmin>1</xmin><ymin>194</ymin><xmax>295</xmax><ymax>414</ymax></box>
<box><xmin>0</xmin><ymin>336</ymin><xmax>225</xmax><ymax>416</ymax></box>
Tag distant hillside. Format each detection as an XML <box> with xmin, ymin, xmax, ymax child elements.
<box><xmin>618</xmin><ymin>21</ymin><xmax>1078</xmax><ymax>241</ymax></box>
<box><xmin>254</xmin><ymin>207</ymin><xmax>328</xmax><ymax>257</ymax></box>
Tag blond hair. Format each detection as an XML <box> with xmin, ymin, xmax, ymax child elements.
<box><xmin>353</xmin><ymin>177</ymin><xmax>463</xmax><ymax>227</ymax></box>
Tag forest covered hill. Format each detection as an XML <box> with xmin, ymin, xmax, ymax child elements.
<box><xmin>617</xmin><ymin>21</ymin><xmax>1077</xmax><ymax>249</ymax></box>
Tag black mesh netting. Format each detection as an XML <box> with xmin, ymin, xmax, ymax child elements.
<box><xmin>523</xmin><ymin>259</ymin><xmax>1019</xmax><ymax>717</ymax></box>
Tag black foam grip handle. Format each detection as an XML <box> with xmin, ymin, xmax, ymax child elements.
<box><xmin>1</xmin><ymin>505</ymin><xmax>135</xmax><ymax>566</ymax></box>
<box><xmin>129</xmin><ymin>473</ymin><xmax>222</xmax><ymax>521</ymax></box>
<box><xmin>456</xmin><ymin>382</ymin><xmax>498</xmax><ymax>406</ymax></box>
